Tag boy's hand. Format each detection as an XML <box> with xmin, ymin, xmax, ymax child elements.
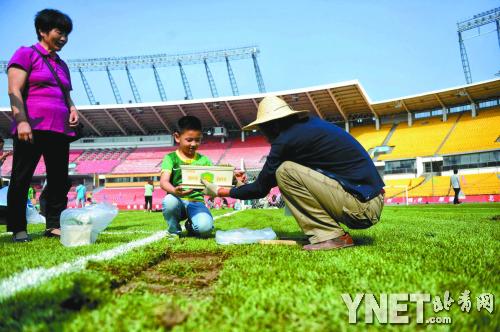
<box><xmin>174</xmin><ymin>186</ymin><xmax>193</xmax><ymax>197</ymax></box>
<box><xmin>201</xmin><ymin>179</ymin><xmax>220</xmax><ymax>197</ymax></box>
<box><xmin>234</xmin><ymin>170</ymin><xmax>247</xmax><ymax>187</ymax></box>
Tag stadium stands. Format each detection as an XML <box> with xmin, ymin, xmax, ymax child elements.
<box><xmin>350</xmin><ymin>124</ymin><xmax>392</xmax><ymax>151</ymax></box>
<box><xmin>438</xmin><ymin>108</ymin><xmax>500</xmax><ymax>154</ymax></box>
<box><xmin>69</xmin><ymin>150</ymin><xmax>83</xmax><ymax>162</ymax></box>
<box><xmin>404</xmin><ymin>173</ymin><xmax>500</xmax><ymax>197</ymax></box>
<box><xmin>378</xmin><ymin>116</ymin><xmax>457</xmax><ymax>160</ymax></box>
<box><xmin>460</xmin><ymin>173</ymin><xmax>500</xmax><ymax>195</ymax></box>
<box><xmin>75</xmin><ymin>160</ymin><xmax>122</xmax><ymax>174</ymax></box>
<box><xmin>383</xmin><ymin>177</ymin><xmax>425</xmax><ymax>197</ymax></box>
<box><xmin>219</xmin><ymin>136</ymin><xmax>269</xmax><ymax>169</ymax></box>
<box><xmin>93</xmin><ymin>187</ymin><xmax>165</xmax><ymax>207</ymax></box>
<box><xmin>197</xmin><ymin>139</ymin><xmax>231</xmax><ymax>165</ymax></box>
<box><xmin>406</xmin><ymin>176</ymin><xmax>451</xmax><ymax>197</ymax></box>
<box><xmin>112</xmin><ymin>147</ymin><xmax>175</xmax><ymax>174</ymax></box>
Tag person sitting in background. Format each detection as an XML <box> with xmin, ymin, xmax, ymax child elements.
<box><xmin>202</xmin><ymin>96</ymin><xmax>385</xmax><ymax>251</ymax></box>
<box><xmin>159</xmin><ymin>116</ymin><xmax>214</xmax><ymax>237</ymax></box>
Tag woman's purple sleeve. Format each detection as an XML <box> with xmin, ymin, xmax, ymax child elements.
<box><xmin>7</xmin><ymin>47</ymin><xmax>33</xmax><ymax>73</ymax></box>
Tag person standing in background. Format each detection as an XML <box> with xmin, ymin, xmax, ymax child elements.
<box><xmin>75</xmin><ymin>182</ymin><xmax>86</xmax><ymax>208</ymax></box>
<box><xmin>449</xmin><ymin>169</ymin><xmax>462</xmax><ymax>205</ymax></box>
<box><xmin>144</xmin><ymin>180</ymin><xmax>154</xmax><ymax>212</ymax></box>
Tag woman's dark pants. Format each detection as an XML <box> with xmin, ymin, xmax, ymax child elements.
<box><xmin>7</xmin><ymin>131</ymin><xmax>70</xmax><ymax>233</ymax></box>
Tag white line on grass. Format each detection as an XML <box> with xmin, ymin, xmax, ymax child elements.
<box><xmin>0</xmin><ymin>209</ymin><xmax>241</xmax><ymax>301</ymax></box>
<box><xmin>101</xmin><ymin>230</ymin><xmax>156</xmax><ymax>235</ymax></box>
<box><xmin>0</xmin><ymin>231</ymin><xmax>169</xmax><ymax>301</ymax></box>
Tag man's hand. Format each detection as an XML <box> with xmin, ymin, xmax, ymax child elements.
<box><xmin>234</xmin><ymin>170</ymin><xmax>247</xmax><ymax>187</ymax></box>
<box><xmin>17</xmin><ymin>121</ymin><xmax>33</xmax><ymax>142</ymax></box>
<box><xmin>201</xmin><ymin>179</ymin><xmax>220</xmax><ymax>197</ymax></box>
<box><xmin>69</xmin><ymin>108</ymin><xmax>79</xmax><ymax>127</ymax></box>
<box><xmin>173</xmin><ymin>186</ymin><xmax>193</xmax><ymax>197</ymax></box>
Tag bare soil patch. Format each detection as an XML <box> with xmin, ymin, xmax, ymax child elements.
<box><xmin>117</xmin><ymin>252</ymin><xmax>226</xmax><ymax>296</ymax></box>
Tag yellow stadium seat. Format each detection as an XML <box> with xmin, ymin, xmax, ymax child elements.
<box><xmin>378</xmin><ymin>116</ymin><xmax>457</xmax><ymax>160</ymax></box>
<box><xmin>460</xmin><ymin>173</ymin><xmax>500</xmax><ymax>195</ymax></box>
<box><xmin>439</xmin><ymin>108</ymin><xmax>500</xmax><ymax>154</ymax></box>
<box><xmin>350</xmin><ymin>124</ymin><xmax>391</xmax><ymax>151</ymax></box>
<box><xmin>406</xmin><ymin>173</ymin><xmax>499</xmax><ymax>197</ymax></box>
<box><xmin>407</xmin><ymin>176</ymin><xmax>451</xmax><ymax>197</ymax></box>
<box><xmin>384</xmin><ymin>177</ymin><xmax>425</xmax><ymax>197</ymax></box>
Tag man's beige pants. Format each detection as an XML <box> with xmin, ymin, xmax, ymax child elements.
<box><xmin>276</xmin><ymin>161</ymin><xmax>384</xmax><ymax>244</ymax></box>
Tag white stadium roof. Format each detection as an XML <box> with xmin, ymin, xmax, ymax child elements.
<box><xmin>0</xmin><ymin>78</ymin><xmax>499</xmax><ymax>137</ymax></box>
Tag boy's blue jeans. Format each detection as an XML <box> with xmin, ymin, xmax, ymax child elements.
<box><xmin>162</xmin><ymin>194</ymin><xmax>214</xmax><ymax>235</ymax></box>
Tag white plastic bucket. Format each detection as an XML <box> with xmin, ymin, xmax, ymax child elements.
<box><xmin>60</xmin><ymin>224</ymin><xmax>92</xmax><ymax>247</ymax></box>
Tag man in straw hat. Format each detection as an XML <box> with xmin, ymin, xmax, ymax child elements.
<box><xmin>202</xmin><ymin>96</ymin><xmax>385</xmax><ymax>250</ymax></box>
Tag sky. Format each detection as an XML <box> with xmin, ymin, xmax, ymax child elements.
<box><xmin>0</xmin><ymin>0</ymin><xmax>499</xmax><ymax>107</ymax></box>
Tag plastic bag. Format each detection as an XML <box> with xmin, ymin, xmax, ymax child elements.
<box><xmin>60</xmin><ymin>203</ymin><xmax>118</xmax><ymax>246</ymax></box>
<box><xmin>215</xmin><ymin>227</ymin><xmax>276</xmax><ymax>245</ymax></box>
<box><xmin>27</xmin><ymin>204</ymin><xmax>45</xmax><ymax>224</ymax></box>
<box><xmin>61</xmin><ymin>224</ymin><xmax>92</xmax><ymax>247</ymax></box>
<box><xmin>0</xmin><ymin>186</ymin><xmax>7</xmax><ymax>206</ymax></box>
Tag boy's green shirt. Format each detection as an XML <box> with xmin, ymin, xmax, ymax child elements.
<box><xmin>28</xmin><ymin>187</ymin><xmax>34</xmax><ymax>200</ymax></box>
<box><xmin>161</xmin><ymin>150</ymin><xmax>212</xmax><ymax>201</ymax></box>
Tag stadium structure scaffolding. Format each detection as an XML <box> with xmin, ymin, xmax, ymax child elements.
<box><xmin>0</xmin><ymin>46</ymin><xmax>266</xmax><ymax>105</ymax></box>
<box><xmin>457</xmin><ymin>7</ymin><xmax>500</xmax><ymax>84</ymax></box>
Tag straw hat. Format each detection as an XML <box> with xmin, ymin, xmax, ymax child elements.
<box><xmin>242</xmin><ymin>96</ymin><xmax>309</xmax><ymax>130</ymax></box>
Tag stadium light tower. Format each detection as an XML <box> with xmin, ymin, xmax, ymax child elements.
<box><xmin>457</xmin><ymin>7</ymin><xmax>500</xmax><ymax>84</ymax></box>
<box><xmin>204</xmin><ymin>59</ymin><xmax>219</xmax><ymax>98</ymax></box>
<box><xmin>78</xmin><ymin>68</ymin><xmax>96</xmax><ymax>105</ymax></box>
<box><xmin>0</xmin><ymin>46</ymin><xmax>265</xmax><ymax>105</ymax></box>
<box><xmin>252</xmin><ymin>51</ymin><xmax>266</xmax><ymax>93</ymax></box>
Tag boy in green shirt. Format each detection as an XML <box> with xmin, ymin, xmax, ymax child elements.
<box><xmin>160</xmin><ymin>116</ymin><xmax>214</xmax><ymax>236</ymax></box>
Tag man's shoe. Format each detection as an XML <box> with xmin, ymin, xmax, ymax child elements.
<box><xmin>303</xmin><ymin>233</ymin><xmax>354</xmax><ymax>251</ymax></box>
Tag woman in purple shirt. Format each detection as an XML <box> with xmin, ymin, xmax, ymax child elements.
<box><xmin>7</xmin><ymin>9</ymin><xmax>79</xmax><ymax>242</ymax></box>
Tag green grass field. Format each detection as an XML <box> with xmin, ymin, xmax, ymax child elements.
<box><xmin>1</xmin><ymin>204</ymin><xmax>499</xmax><ymax>331</ymax></box>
